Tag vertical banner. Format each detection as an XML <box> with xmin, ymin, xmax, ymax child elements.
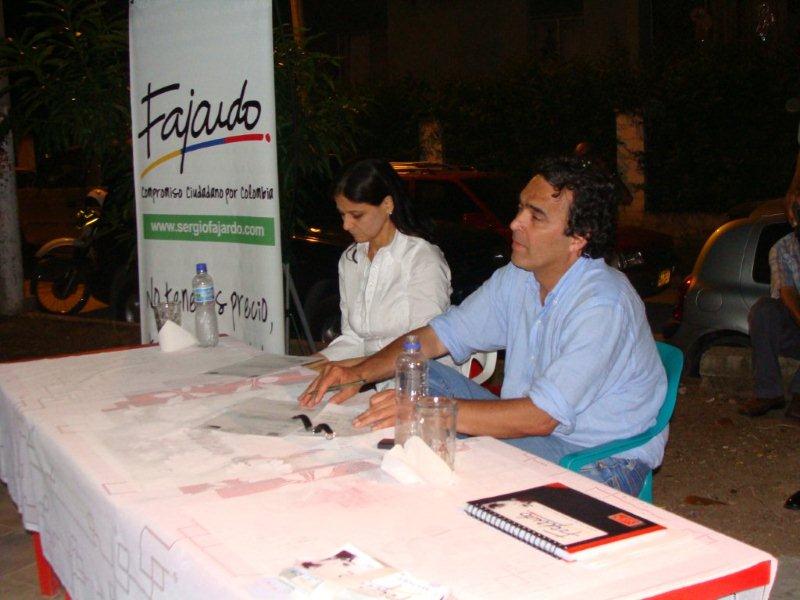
<box><xmin>129</xmin><ymin>0</ymin><xmax>283</xmax><ymax>351</ymax></box>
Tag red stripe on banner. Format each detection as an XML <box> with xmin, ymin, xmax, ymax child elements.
<box><xmin>646</xmin><ymin>560</ymin><xmax>773</xmax><ymax>600</ymax></box>
<box><xmin>224</xmin><ymin>133</ymin><xmax>264</xmax><ymax>143</ymax></box>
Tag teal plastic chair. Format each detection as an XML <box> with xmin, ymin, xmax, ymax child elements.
<box><xmin>558</xmin><ymin>342</ymin><xmax>684</xmax><ymax>503</ymax></box>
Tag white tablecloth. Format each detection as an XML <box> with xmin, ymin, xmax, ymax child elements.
<box><xmin>0</xmin><ymin>340</ymin><xmax>777</xmax><ymax>599</ymax></box>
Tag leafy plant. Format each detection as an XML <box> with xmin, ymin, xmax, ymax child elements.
<box><xmin>641</xmin><ymin>45</ymin><xmax>797</xmax><ymax>212</ymax></box>
<box><xmin>273</xmin><ymin>26</ymin><xmax>363</xmax><ymax>247</ymax></box>
<box><xmin>355</xmin><ymin>46</ymin><xmax>797</xmax><ymax>214</ymax></box>
<box><xmin>0</xmin><ymin>0</ymin><xmax>129</xmax><ymax>185</ymax></box>
<box><xmin>2</xmin><ymin>3</ymin><xmax>363</xmax><ymax>245</ymax></box>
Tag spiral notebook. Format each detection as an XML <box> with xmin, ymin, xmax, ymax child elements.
<box><xmin>464</xmin><ymin>482</ymin><xmax>664</xmax><ymax>561</ymax></box>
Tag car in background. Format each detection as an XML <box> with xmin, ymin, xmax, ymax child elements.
<box><xmin>391</xmin><ymin>162</ymin><xmax>676</xmax><ymax>298</ymax></box>
<box><xmin>664</xmin><ymin>199</ymin><xmax>789</xmax><ymax>374</ymax></box>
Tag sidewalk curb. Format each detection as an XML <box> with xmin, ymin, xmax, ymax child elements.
<box><xmin>699</xmin><ymin>346</ymin><xmax>799</xmax><ymax>397</ymax></box>
<box><xmin>17</xmin><ymin>310</ymin><xmax>140</xmax><ymax>328</ymax></box>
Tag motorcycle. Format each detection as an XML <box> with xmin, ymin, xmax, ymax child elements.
<box><xmin>30</xmin><ymin>188</ymin><xmax>109</xmax><ymax>314</ymax></box>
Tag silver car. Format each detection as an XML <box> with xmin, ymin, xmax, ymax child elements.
<box><xmin>666</xmin><ymin>199</ymin><xmax>791</xmax><ymax>374</ymax></box>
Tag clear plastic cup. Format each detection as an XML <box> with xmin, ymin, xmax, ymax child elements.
<box><xmin>154</xmin><ymin>300</ymin><xmax>181</xmax><ymax>331</ymax></box>
<box><xmin>412</xmin><ymin>396</ymin><xmax>458</xmax><ymax>470</ymax></box>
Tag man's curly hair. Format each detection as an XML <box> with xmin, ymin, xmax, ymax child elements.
<box><xmin>536</xmin><ymin>156</ymin><xmax>618</xmax><ymax>259</ymax></box>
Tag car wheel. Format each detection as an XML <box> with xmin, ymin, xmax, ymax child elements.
<box><xmin>301</xmin><ymin>281</ymin><xmax>340</xmax><ymax>343</ymax></box>
<box><xmin>307</xmin><ymin>295</ymin><xmax>341</xmax><ymax>345</ymax></box>
<box><xmin>121</xmin><ymin>287</ymin><xmax>140</xmax><ymax>324</ymax></box>
<box><xmin>31</xmin><ymin>255</ymin><xmax>92</xmax><ymax>315</ymax></box>
<box><xmin>110</xmin><ymin>268</ymin><xmax>140</xmax><ymax>323</ymax></box>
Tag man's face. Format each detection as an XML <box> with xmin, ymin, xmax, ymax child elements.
<box><xmin>509</xmin><ymin>175</ymin><xmax>586</xmax><ymax>276</ymax></box>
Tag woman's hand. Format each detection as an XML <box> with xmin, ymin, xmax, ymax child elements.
<box><xmin>352</xmin><ymin>389</ymin><xmax>397</xmax><ymax>431</ymax></box>
<box><xmin>298</xmin><ymin>362</ymin><xmax>362</xmax><ymax>408</ymax></box>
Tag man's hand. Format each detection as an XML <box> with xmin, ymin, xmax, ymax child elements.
<box><xmin>298</xmin><ymin>363</ymin><xmax>362</xmax><ymax>408</ymax></box>
<box><xmin>352</xmin><ymin>389</ymin><xmax>397</xmax><ymax>431</ymax></box>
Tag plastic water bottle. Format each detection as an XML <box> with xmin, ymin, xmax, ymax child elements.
<box><xmin>192</xmin><ymin>263</ymin><xmax>219</xmax><ymax>347</ymax></box>
<box><xmin>394</xmin><ymin>334</ymin><xmax>428</xmax><ymax>445</ymax></box>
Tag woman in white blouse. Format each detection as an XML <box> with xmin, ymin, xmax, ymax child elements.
<box><xmin>318</xmin><ymin>159</ymin><xmax>452</xmax><ymax>365</ymax></box>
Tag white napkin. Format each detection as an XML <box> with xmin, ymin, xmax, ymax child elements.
<box><xmin>381</xmin><ymin>436</ymin><xmax>455</xmax><ymax>485</ymax></box>
<box><xmin>157</xmin><ymin>320</ymin><xmax>198</xmax><ymax>352</ymax></box>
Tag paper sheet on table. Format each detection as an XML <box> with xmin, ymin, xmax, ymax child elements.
<box><xmin>205</xmin><ymin>353</ymin><xmax>321</xmax><ymax>377</ymax></box>
<box><xmin>202</xmin><ymin>394</ymin><xmax>365</xmax><ymax>437</ymax></box>
<box><xmin>277</xmin><ymin>544</ymin><xmax>447</xmax><ymax>600</ymax></box>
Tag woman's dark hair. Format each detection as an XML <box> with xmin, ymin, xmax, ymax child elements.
<box><xmin>535</xmin><ymin>156</ymin><xmax>618</xmax><ymax>259</ymax></box>
<box><xmin>334</xmin><ymin>158</ymin><xmax>433</xmax><ymax>243</ymax></box>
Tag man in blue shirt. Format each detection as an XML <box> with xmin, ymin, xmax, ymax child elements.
<box><xmin>300</xmin><ymin>156</ymin><xmax>667</xmax><ymax>496</ymax></box>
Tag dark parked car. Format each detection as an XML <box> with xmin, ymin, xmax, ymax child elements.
<box><xmin>665</xmin><ymin>199</ymin><xmax>789</xmax><ymax>374</ymax></box>
<box><xmin>391</xmin><ymin>162</ymin><xmax>676</xmax><ymax>298</ymax></box>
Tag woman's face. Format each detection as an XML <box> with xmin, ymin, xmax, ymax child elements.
<box><xmin>335</xmin><ymin>194</ymin><xmax>394</xmax><ymax>244</ymax></box>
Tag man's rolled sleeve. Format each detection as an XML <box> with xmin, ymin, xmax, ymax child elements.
<box><xmin>526</xmin><ymin>377</ymin><xmax>575</xmax><ymax>433</ymax></box>
<box><xmin>430</xmin><ymin>265</ymin><xmax>513</xmax><ymax>363</ymax></box>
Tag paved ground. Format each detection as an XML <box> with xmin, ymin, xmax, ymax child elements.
<box><xmin>1</xmin><ymin>291</ymin><xmax>799</xmax><ymax>597</ymax></box>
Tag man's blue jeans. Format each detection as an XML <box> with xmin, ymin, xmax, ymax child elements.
<box><xmin>428</xmin><ymin>360</ymin><xmax>650</xmax><ymax>496</ymax></box>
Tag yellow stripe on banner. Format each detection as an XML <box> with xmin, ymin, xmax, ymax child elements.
<box><xmin>140</xmin><ymin>149</ymin><xmax>182</xmax><ymax>178</ymax></box>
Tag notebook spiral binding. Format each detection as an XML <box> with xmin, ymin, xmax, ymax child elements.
<box><xmin>465</xmin><ymin>503</ymin><xmax>570</xmax><ymax>561</ymax></box>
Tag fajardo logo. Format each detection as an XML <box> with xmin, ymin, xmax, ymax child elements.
<box><xmin>137</xmin><ymin>80</ymin><xmax>270</xmax><ymax>178</ymax></box>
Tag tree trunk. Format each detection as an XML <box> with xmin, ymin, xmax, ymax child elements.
<box><xmin>0</xmin><ymin>2</ymin><xmax>24</xmax><ymax>316</ymax></box>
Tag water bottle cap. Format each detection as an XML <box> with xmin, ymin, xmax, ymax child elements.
<box><xmin>196</xmin><ymin>263</ymin><xmax>207</xmax><ymax>273</ymax></box>
<box><xmin>402</xmin><ymin>335</ymin><xmax>421</xmax><ymax>351</ymax></box>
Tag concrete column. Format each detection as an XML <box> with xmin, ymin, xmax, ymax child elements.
<box><xmin>419</xmin><ymin>118</ymin><xmax>443</xmax><ymax>164</ymax></box>
<box><xmin>0</xmin><ymin>5</ymin><xmax>24</xmax><ymax>316</ymax></box>
<box><xmin>616</xmin><ymin>111</ymin><xmax>645</xmax><ymax>224</ymax></box>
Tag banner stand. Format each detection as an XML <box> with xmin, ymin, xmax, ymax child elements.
<box><xmin>283</xmin><ymin>263</ymin><xmax>317</xmax><ymax>355</ymax></box>
<box><xmin>130</xmin><ymin>0</ymin><xmax>284</xmax><ymax>352</ymax></box>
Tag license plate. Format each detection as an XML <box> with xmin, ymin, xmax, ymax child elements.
<box><xmin>658</xmin><ymin>269</ymin><xmax>671</xmax><ymax>287</ymax></box>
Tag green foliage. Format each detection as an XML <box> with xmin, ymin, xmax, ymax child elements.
<box><xmin>355</xmin><ymin>48</ymin><xmax>797</xmax><ymax>214</ymax></box>
<box><xmin>355</xmin><ymin>76</ymin><xmax>436</xmax><ymax>161</ymax></box>
<box><xmin>641</xmin><ymin>46</ymin><xmax>797</xmax><ymax>212</ymax></box>
<box><xmin>273</xmin><ymin>27</ymin><xmax>363</xmax><ymax>241</ymax></box>
<box><xmin>2</xmin><ymin>4</ymin><xmax>362</xmax><ymax>241</ymax></box>
<box><xmin>440</xmin><ymin>60</ymin><xmax>619</xmax><ymax>181</ymax></box>
<box><xmin>0</xmin><ymin>0</ymin><xmax>129</xmax><ymax>184</ymax></box>
<box><xmin>354</xmin><ymin>60</ymin><xmax>621</xmax><ymax>182</ymax></box>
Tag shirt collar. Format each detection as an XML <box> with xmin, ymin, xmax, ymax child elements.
<box><xmin>529</xmin><ymin>256</ymin><xmax>592</xmax><ymax>308</ymax></box>
<box><xmin>355</xmin><ymin>229</ymin><xmax>406</xmax><ymax>261</ymax></box>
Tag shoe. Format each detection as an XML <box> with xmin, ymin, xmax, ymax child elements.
<box><xmin>785</xmin><ymin>489</ymin><xmax>800</xmax><ymax>510</ymax></box>
<box><xmin>786</xmin><ymin>395</ymin><xmax>800</xmax><ymax>421</ymax></box>
<box><xmin>737</xmin><ymin>396</ymin><xmax>785</xmax><ymax>417</ymax></box>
